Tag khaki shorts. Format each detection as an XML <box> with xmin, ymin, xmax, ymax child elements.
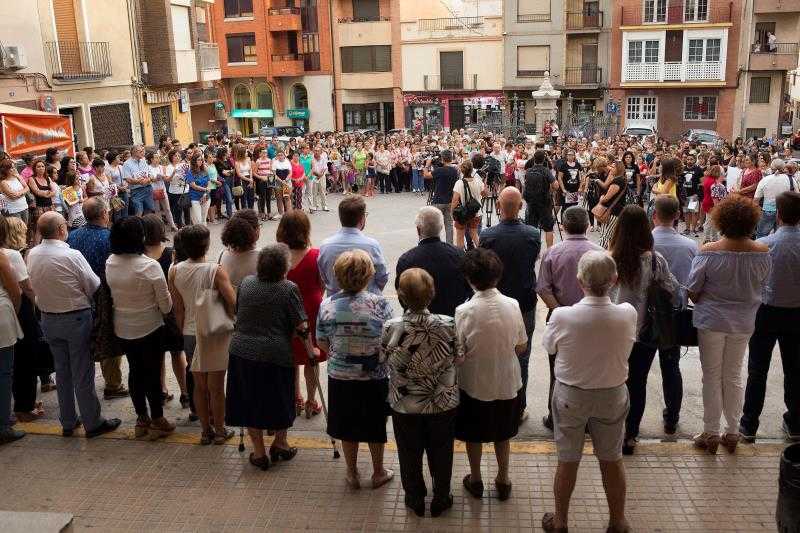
<box><xmin>552</xmin><ymin>381</ymin><xmax>629</xmax><ymax>462</ymax></box>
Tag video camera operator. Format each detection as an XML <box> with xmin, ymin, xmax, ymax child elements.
<box><xmin>426</xmin><ymin>149</ymin><xmax>459</xmax><ymax>245</ymax></box>
<box><xmin>524</xmin><ymin>150</ymin><xmax>558</xmax><ymax>248</ymax></box>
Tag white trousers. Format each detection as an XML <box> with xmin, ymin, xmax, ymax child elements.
<box><xmin>312</xmin><ymin>176</ymin><xmax>327</xmax><ymax>210</ymax></box>
<box><xmin>697</xmin><ymin>328</ymin><xmax>750</xmax><ymax>435</ymax></box>
<box><xmin>190</xmin><ymin>199</ymin><xmax>209</xmax><ymax>226</ymax></box>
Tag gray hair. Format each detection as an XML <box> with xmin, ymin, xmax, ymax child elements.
<box><xmin>415</xmin><ymin>206</ymin><xmax>444</xmax><ymax>239</ymax></box>
<box><xmin>257</xmin><ymin>243</ymin><xmax>290</xmax><ymax>282</ymax></box>
<box><xmin>577</xmin><ymin>251</ymin><xmax>617</xmax><ymax>296</ymax></box>
<box><xmin>562</xmin><ymin>206</ymin><xmax>589</xmax><ymax>235</ymax></box>
<box><xmin>771</xmin><ymin>158</ymin><xmax>785</xmax><ymax>173</ymax></box>
<box><xmin>82</xmin><ymin>197</ymin><xmax>108</xmax><ymax>223</ymax></box>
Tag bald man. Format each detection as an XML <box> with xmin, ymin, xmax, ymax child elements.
<box><xmin>480</xmin><ymin>187</ymin><xmax>542</xmax><ymax>421</ymax></box>
<box><xmin>27</xmin><ymin>211</ymin><xmax>121</xmax><ymax>438</ymax></box>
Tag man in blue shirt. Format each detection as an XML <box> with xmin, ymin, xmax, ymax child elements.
<box><xmin>650</xmin><ymin>195</ymin><xmax>698</xmax><ymax>435</ymax></box>
<box><xmin>121</xmin><ymin>145</ymin><xmax>155</xmax><ymax>216</ymax></box>
<box><xmin>66</xmin><ymin>197</ymin><xmax>128</xmax><ymax>400</ymax></box>
<box><xmin>741</xmin><ymin>191</ymin><xmax>800</xmax><ymax>442</ymax></box>
<box><xmin>480</xmin><ymin>187</ymin><xmax>541</xmax><ymax>420</ymax></box>
<box><xmin>318</xmin><ymin>195</ymin><xmax>388</xmax><ymax>296</ymax></box>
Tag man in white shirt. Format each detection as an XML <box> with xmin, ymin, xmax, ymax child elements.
<box><xmin>310</xmin><ymin>147</ymin><xmax>329</xmax><ymax>212</ymax></box>
<box><xmin>26</xmin><ymin>211</ymin><xmax>121</xmax><ymax>438</ymax></box>
<box><xmin>541</xmin><ymin>251</ymin><xmax>636</xmax><ymax>533</ymax></box>
<box><xmin>121</xmin><ymin>144</ymin><xmax>155</xmax><ymax>216</ymax></box>
<box><xmin>755</xmin><ymin>159</ymin><xmax>798</xmax><ymax>237</ymax></box>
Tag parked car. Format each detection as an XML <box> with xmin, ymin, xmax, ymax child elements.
<box><xmin>622</xmin><ymin>125</ymin><xmax>657</xmax><ymax>139</ymax></box>
<box><xmin>387</xmin><ymin>128</ymin><xmax>412</xmax><ymax>136</ymax></box>
<box><xmin>257</xmin><ymin>125</ymin><xmax>305</xmax><ymax>142</ymax></box>
<box><xmin>682</xmin><ymin>129</ymin><xmax>723</xmax><ymax>147</ymax></box>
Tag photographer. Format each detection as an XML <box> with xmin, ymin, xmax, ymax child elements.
<box><xmin>523</xmin><ymin>150</ymin><xmax>557</xmax><ymax>248</ymax></box>
<box><xmin>426</xmin><ymin>149</ymin><xmax>459</xmax><ymax>245</ymax></box>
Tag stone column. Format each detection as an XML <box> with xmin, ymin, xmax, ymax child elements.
<box><xmin>531</xmin><ymin>72</ymin><xmax>561</xmax><ymax>134</ymax></box>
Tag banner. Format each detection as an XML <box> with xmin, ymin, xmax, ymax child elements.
<box><xmin>1</xmin><ymin>113</ymin><xmax>74</xmax><ymax>158</ymax></box>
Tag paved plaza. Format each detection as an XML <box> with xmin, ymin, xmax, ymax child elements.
<box><xmin>0</xmin><ymin>192</ymin><xmax>792</xmax><ymax>531</ymax></box>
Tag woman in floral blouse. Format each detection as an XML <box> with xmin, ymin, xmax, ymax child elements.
<box><xmin>383</xmin><ymin>268</ymin><xmax>461</xmax><ymax>518</ymax></box>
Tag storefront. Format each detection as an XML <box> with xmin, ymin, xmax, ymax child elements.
<box><xmin>142</xmin><ymin>89</ymin><xmax>193</xmax><ymax>146</ymax></box>
<box><xmin>403</xmin><ymin>92</ymin><xmax>504</xmax><ymax>132</ymax></box>
<box><xmin>286</xmin><ymin>107</ymin><xmax>310</xmax><ymax>131</ymax></box>
<box><xmin>230</xmin><ymin>108</ymin><xmax>274</xmax><ymax>136</ymax></box>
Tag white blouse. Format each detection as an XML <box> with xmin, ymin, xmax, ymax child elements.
<box><xmin>106</xmin><ymin>254</ymin><xmax>172</xmax><ymax>339</ymax></box>
<box><xmin>455</xmin><ymin>288</ymin><xmax>527</xmax><ymax>401</ymax></box>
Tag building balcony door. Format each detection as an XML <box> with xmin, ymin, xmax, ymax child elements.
<box><xmin>581</xmin><ymin>43</ymin><xmax>598</xmax><ymax>83</ymax></box>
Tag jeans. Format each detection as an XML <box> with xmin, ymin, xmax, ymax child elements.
<box><xmin>256</xmin><ymin>180</ymin><xmax>272</xmax><ymax>216</ymax></box>
<box><xmin>433</xmin><ymin>203</ymin><xmax>453</xmax><ymax>245</ymax></box>
<box><xmin>129</xmin><ymin>185</ymin><xmax>155</xmax><ymax>216</ymax></box>
<box><xmin>411</xmin><ymin>169</ymin><xmax>424</xmax><ymax>192</ymax></box>
<box><xmin>756</xmin><ymin>211</ymin><xmax>777</xmax><ymax>238</ymax></box>
<box><xmin>624</xmin><ymin>341</ymin><xmax>683</xmax><ymax>439</ymax></box>
<box><xmin>242</xmin><ymin>182</ymin><xmax>255</xmax><ymax>210</ymax></box>
<box><xmin>168</xmin><ymin>192</ymin><xmax>190</xmax><ymax>227</ymax></box>
<box><xmin>41</xmin><ymin>310</ymin><xmax>104</xmax><ymax>432</ymax></box>
<box><xmin>0</xmin><ymin>345</ymin><xmax>13</xmax><ymax>431</ymax></box>
<box><xmin>741</xmin><ymin>304</ymin><xmax>800</xmax><ymax>434</ymax></box>
<box><xmin>113</xmin><ymin>190</ymin><xmax>129</xmax><ymax>222</ymax></box>
<box><xmin>697</xmin><ymin>328</ymin><xmax>750</xmax><ymax>435</ymax></box>
<box><xmin>377</xmin><ymin>172</ymin><xmax>390</xmax><ymax>193</ymax></box>
<box><xmin>120</xmin><ymin>328</ymin><xmax>164</xmax><ymax>420</ymax></box>
<box><xmin>221</xmin><ymin>178</ymin><xmax>234</xmax><ymax>218</ymax></box>
<box><xmin>392</xmin><ymin>409</ymin><xmax>456</xmax><ymax>501</ymax></box>
<box><xmin>519</xmin><ymin>309</ymin><xmax>536</xmax><ymax>412</ymax></box>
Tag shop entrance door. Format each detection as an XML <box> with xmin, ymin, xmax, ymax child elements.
<box><xmin>448</xmin><ymin>99</ymin><xmax>465</xmax><ymax>130</ymax></box>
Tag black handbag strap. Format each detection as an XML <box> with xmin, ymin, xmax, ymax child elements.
<box><xmin>460</xmin><ymin>178</ymin><xmax>475</xmax><ymax>206</ymax></box>
<box><xmin>789</xmin><ymin>174</ymin><xmax>796</xmax><ymax>192</ymax></box>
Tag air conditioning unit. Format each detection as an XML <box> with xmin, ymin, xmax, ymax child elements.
<box><xmin>1</xmin><ymin>45</ymin><xmax>27</xmax><ymax>70</ymax></box>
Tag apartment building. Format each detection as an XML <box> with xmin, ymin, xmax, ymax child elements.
<box><xmin>134</xmin><ymin>0</ymin><xmax>223</xmax><ymax>146</ymax></box>
<box><xmin>331</xmin><ymin>0</ymin><xmax>401</xmax><ymax>131</ymax></box>
<box><xmin>610</xmin><ymin>0</ymin><xmax>743</xmax><ymax>140</ymax></box>
<box><xmin>400</xmin><ymin>0</ymin><xmax>503</xmax><ymax>132</ymax></box>
<box><xmin>212</xmin><ymin>0</ymin><xmax>334</xmax><ymax>135</ymax></box>
<box><xmin>734</xmin><ymin>0</ymin><xmax>800</xmax><ymax>140</ymax></box>
<box><xmin>1</xmin><ymin>0</ymin><xmax>143</xmax><ymax>150</ymax></box>
<box><xmin>503</xmin><ymin>0</ymin><xmax>612</xmax><ymax>130</ymax></box>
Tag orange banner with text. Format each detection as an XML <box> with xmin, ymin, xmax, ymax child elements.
<box><xmin>1</xmin><ymin>113</ymin><xmax>74</xmax><ymax>158</ymax></box>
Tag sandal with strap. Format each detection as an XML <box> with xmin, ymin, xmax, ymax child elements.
<box><xmin>249</xmin><ymin>453</ymin><xmax>270</xmax><ymax>471</ymax></box>
<box><xmin>295</xmin><ymin>397</ymin><xmax>304</xmax><ymax>416</ymax></box>
<box><xmin>542</xmin><ymin>512</ymin><xmax>569</xmax><ymax>532</ymax></box>
<box><xmin>305</xmin><ymin>400</ymin><xmax>322</xmax><ymax>419</ymax></box>
<box><xmin>214</xmin><ymin>427</ymin><xmax>234</xmax><ymax>445</ymax></box>
<box><xmin>269</xmin><ymin>445</ymin><xmax>298</xmax><ymax>463</ymax></box>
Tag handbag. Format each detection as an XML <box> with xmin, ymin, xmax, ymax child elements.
<box><xmin>152</xmin><ymin>188</ymin><xmax>166</xmax><ymax>201</ymax></box>
<box><xmin>452</xmin><ymin>178</ymin><xmax>481</xmax><ymax>224</ymax></box>
<box><xmin>638</xmin><ymin>253</ymin><xmax>679</xmax><ymax>349</ymax></box>
<box><xmin>195</xmin><ymin>264</ymin><xmax>234</xmax><ymax>336</ymax></box>
<box><xmin>591</xmin><ymin>181</ymin><xmax>626</xmax><ymax>224</ymax></box>
<box><xmin>109</xmin><ymin>196</ymin><xmax>126</xmax><ymax>212</ymax></box>
<box><xmin>232</xmin><ymin>185</ymin><xmax>244</xmax><ymax>197</ymax></box>
<box><xmin>90</xmin><ymin>283</ymin><xmax>124</xmax><ymax>362</ymax></box>
<box><xmin>676</xmin><ymin>306</ymin><xmax>698</xmax><ymax>347</ymax></box>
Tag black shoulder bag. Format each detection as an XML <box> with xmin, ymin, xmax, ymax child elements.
<box><xmin>638</xmin><ymin>253</ymin><xmax>678</xmax><ymax>349</ymax></box>
<box><xmin>452</xmin><ymin>178</ymin><xmax>481</xmax><ymax>224</ymax></box>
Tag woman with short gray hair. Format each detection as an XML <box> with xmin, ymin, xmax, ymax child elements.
<box><xmin>226</xmin><ymin>243</ymin><xmax>308</xmax><ymax>471</ymax></box>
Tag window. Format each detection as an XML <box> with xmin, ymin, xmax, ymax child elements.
<box><xmin>352</xmin><ymin>0</ymin><xmax>380</xmax><ymax>21</ymax></box>
<box><xmin>440</xmin><ymin>51</ymin><xmax>464</xmax><ymax>89</ymax></box>
<box><xmin>255</xmin><ymin>84</ymin><xmax>273</xmax><ymax>109</ymax></box>
<box><xmin>224</xmin><ymin>0</ymin><xmax>253</xmax><ymax>18</ymax></box>
<box><xmin>626</xmin><ymin>96</ymin><xmax>657</xmax><ymax>120</ymax></box>
<box><xmin>750</xmin><ymin>77</ymin><xmax>771</xmax><ymax>103</ymax></box>
<box><xmin>628</xmin><ymin>40</ymin><xmax>658</xmax><ymax>63</ymax></box>
<box><xmin>340</xmin><ymin>45</ymin><xmax>391</xmax><ymax>73</ymax></box>
<box><xmin>171</xmin><ymin>5</ymin><xmax>192</xmax><ymax>51</ymax></box>
<box><xmin>684</xmin><ymin>0</ymin><xmax>708</xmax><ymax>21</ymax></box>
<box><xmin>684</xmin><ymin>96</ymin><xmax>717</xmax><ymax>120</ymax></box>
<box><xmin>517</xmin><ymin>0</ymin><xmax>551</xmax><ymax>22</ymax></box>
<box><xmin>745</xmin><ymin>128</ymin><xmax>767</xmax><ymax>139</ymax></box>
<box><xmin>302</xmin><ymin>33</ymin><xmax>321</xmax><ymax>70</ymax></box>
<box><xmin>226</xmin><ymin>33</ymin><xmax>257</xmax><ymax>63</ymax></box>
<box><xmin>343</xmin><ymin>103</ymin><xmax>380</xmax><ymax>131</ymax></box>
<box><xmin>705</xmin><ymin>39</ymin><xmax>721</xmax><ymax>61</ymax></box>
<box><xmin>644</xmin><ymin>0</ymin><xmax>666</xmax><ymax>23</ymax></box>
<box><xmin>689</xmin><ymin>38</ymin><xmax>721</xmax><ymax>62</ymax></box>
<box><xmin>517</xmin><ymin>45</ymin><xmax>549</xmax><ymax>76</ymax></box>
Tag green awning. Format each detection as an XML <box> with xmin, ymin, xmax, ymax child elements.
<box><xmin>287</xmin><ymin>108</ymin><xmax>310</xmax><ymax>119</ymax></box>
<box><xmin>231</xmin><ymin>108</ymin><xmax>274</xmax><ymax>118</ymax></box>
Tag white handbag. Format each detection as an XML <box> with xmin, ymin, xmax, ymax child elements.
<box><xmin>195</xmin><ymin>264</ymin><xmax>234</xmax><ymax>336</ymax></box>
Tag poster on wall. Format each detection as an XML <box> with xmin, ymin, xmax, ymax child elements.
<box><xmin>1</xmin><ymin>113</ymin><xmax>75</xmax><ymax>158</ymax></box>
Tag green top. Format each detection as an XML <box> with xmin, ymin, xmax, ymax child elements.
<box><xmin>299</xmin><ymin>153</ymin><xmax>313</xmax><ymax>176</ymax></box>
<box><xmin>353</xmin><ymin>149</ymin><xmax>367</xmax><ymax>171</ymax></box>
<box><xmin>206</xmin><ymin>163</ymin><xmax>219</xmax><ymax>190</ymax></box>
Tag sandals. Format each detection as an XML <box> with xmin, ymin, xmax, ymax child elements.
<box><xmin>495</xmin><ymin>479</ymin><xmax>512</xmax><ymax>501</ymax></box>
<box><xmin>269</xmin><ymin>445</ymin><xmax>298</xmax><ymax>463</ymax></box>
<box><xmin>371</xmin><ymin>469</ymin><xmax>394</xmax><ymax>489</ymax></box>
<box><xmin>179</xmin><ymin>394</ymin><xmax>189</xmax><ymax>409</ymax></box>
<box><xmin>161</xmin><ymin>391</ymin><xmax>174</xmax><ymax>405</ymax></box>
<box><xmin>249</xmin><ymin>453</ymin><xmax>270</xmax><ymax>471</ymax></box>
<box><xmin>345</xmin><ymin>471</ymin><xmax>361</xmax><ymax>490</ymax></box>
<box><xmin>214</xmin><ymin>427</ymin><xmax>234</xmax><ymax>445</ymax></box>
<box><xmin>463</xmin><ymin>474</ymin><xmax>484</xmax><ymax>499</ymax></box>
<box><xmin>542</xmin><ymin>512</ymin><xmax>569</xmax><ymax>532</ymax></box>
<box><xmin>305</xmin><ymin>400</ymin><xmax>321</xmax><ymax>419</ymax></box>
<box><xmin>200</xmin><ymin>429</ymin><xmax>214</xmax><ymax>446</ymax></box>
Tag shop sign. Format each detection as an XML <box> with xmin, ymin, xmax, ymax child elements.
<box><xmin>287</xmin><ymin>108</ymin><xmax>310</xmax><ymax>119</ymax></box>
<box><xmin>403</xmin><ymin>94</ymin><xmax>441</xmax><ymax>105</ymax></box>
<box><xmin>1</xmin><ymin>113</ymin><xmax>74</xmax><ymax>158</ymax></box>
<box><xmin>231</xmin><ymin>108</ymin><xmax>274</xmax><ymax>118</ymax></box>
<box><xmin>463</xmin><ymin>97</ymin><xmax>502</xmax><ymax>108</ymax></box>
<box><xmin>214</xmin><ymin>101</ymin><xmax>225</xmax><ymax>110</ymax></box>
<box><xmin>178</xmin><ymin>89</ymin><xmax>189</xmax><ymax>113</ymax></box>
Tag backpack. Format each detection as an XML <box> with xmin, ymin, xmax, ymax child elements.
<box><xmin>524</xmin><ymin>165</ymin><xmax>551</xmax><ymax>208</ymax></box>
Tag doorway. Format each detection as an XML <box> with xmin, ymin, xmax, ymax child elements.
<box><xmin>382</xmin><ymin>102</ymin><xmax>394</xmax><ymax>131</ymax></box>
<box><xmin>150</xmin><ymin>105</ymin><xmax>174</xmax><ymax>144</ymax></box>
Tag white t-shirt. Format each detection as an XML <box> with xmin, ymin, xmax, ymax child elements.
<box><xmin>755</xmin><ymin>173</ymin><xmax>799</xmax><ymax>212</ymax></box>
<box><xmin>149</xmin><ymin>164</ymin><xmax>166</xmax><ymax>191</ymax></box>
<box><xmin>726</xmin><ymin>166</ymin><xmax>743</xmax><ymax>192</ymax></box>
<box><xmin>453</xmin><ymin>176</ymin><xmax>485</xmax><ymax>214</ymax></box>
<box><xmin>2</xmin><ymin>248</ymin><xmax>28</xmax><ymax>283</ymax></box>
<box><xmin>167</xmin><ymin>163</ymin><xmax>189</xmax><ymax>194</ymax></box>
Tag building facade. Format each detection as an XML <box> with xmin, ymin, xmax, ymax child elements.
<box><xmin>503</xmin><ymin>0</ymin><xmax>612</xmax><ymax>132</ymax></box>
<box><xmin>330</xmin><ymin>0</ymin><xmax>402</xmax><ymax>131</ymax></box>
<box><xmin>610</xmin><ymin>0</ymin><xmax>742</xmax><ymax>140</ymax></box>
<box><xmin>400</xmin><ymin>0</ymin><xmax>504</xmax><ymax>132</ymax></box>
<box><xmin>734</xmin><ymin>0</ymin><xmax>799</xmax><ymax>140</ymax></box>
<box><xmin>211</xmin><ymin>0</ymin><xmax>335</xmax><ymax>136</ymax></box>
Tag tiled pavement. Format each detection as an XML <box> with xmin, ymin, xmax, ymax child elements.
<box><xmin>0</xmin><ymin>432</ymin><xmax>784</xmax><ymax>532</ymax></box>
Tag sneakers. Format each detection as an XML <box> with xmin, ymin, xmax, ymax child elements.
<box><xmin>0</xmin><ymin>428</ymin><xmax>25</xmax><ymax>445</ymax></box>
<box><xmin>148</xmin><ymin>417</ymin><xmax>176</xmax><ymax>440</ymax></box>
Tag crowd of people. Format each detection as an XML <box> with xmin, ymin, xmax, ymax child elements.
<box><xmin>0</xmin><ymin>125</ymin><xmax>799</xmax><ymax>530</ymax></box>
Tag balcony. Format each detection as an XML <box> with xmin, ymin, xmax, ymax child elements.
<box><xmin>753</xmin><ymin>0</ymin><xmax>800</xmax><ymax>12</ymax></box>
<box><xmin>623</xmin><ymin>61</ymin><xmax>724</xmax><ymax>82</ymax></box>
<box><xmin>516</xmin><ymin>13</ymin><xmax>551</xmax><ymax>22</ymax></box>
<box><xmin>268</xmin><ymin>6</ymin><xmax>302</xmax><ymax>31</ymax></box>
<box><xmin>620</xmin><ymin>2</ymin><xmax>732</xmax><ymax>25</ymax></box>
<box><xmin>750</xmin><ymin>43</ymin><xmax>800</xmax><ymax>71</ymax></box>
<box><xmin>44</xmin><ymin>41</ymin><xmax>112</xmax><ymax>81</ymax></box>
<box><xmin>423</xmin><ymin>74</ymin><xmax>478</xmax><ymax>91</ymax></box>
<box><xmin>418</xmin><ymin>17</ymin><xmax>483</xmax><ymax>31</ymax></box>
<box><xmin>566</xmin><ymin>11</ymin><xmax>603</xmax><ymax>30</ymax></box>
<box><xmin>564</xmin><ymin>66</ymin><xmax>602</xmax><ymax>85</ymax></box>
<box><xmin>198</xmin><ymin>42</ymin><xmax>221</xmax><ymax>81</ymax></box>
<box><xmin>337</xmin><ymin>16</ymin><xmax>390</xmax><ymax>23</ymax></box>
<box><xmin>271</xmin><ymin>53</ymin><xmax>305</xmax><ymax>76</ymax></box>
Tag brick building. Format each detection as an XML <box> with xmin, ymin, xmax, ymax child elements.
<box><xmin>610</xmin><ymin>0</ymin><xmax>743</xmax><ymax>140</ymax></box>
<box><xmin>211</xmin><ymin>0</ymin><xmax>335</xmax><ymax>135</ymax></box>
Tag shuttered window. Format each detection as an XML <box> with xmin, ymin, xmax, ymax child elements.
<box><xmin>226</xmin><ymin>33</ymin><xmax>257</xmax><ymax>63</ymax></box>
<box><xmin>53</xmin><ymin>0</ymin><xmax>79</xmax><ymax>42</ymax></box>
<box><xmin>352</xmin><ymin>0</ymin><xmax>380</xmax><ymax>21</ymax></box>
<box><xmin>224</xmin><ymin>0</ymin><xmax>253</xmax><ymax>18</ymax></box>
<box><xmin>440</xmin><ymin>51</ymin><xmax>464</xmax><ymax>89</ymax></box>
<box><xmin>749</xmin><ymin>77</ymin><xmax>771</xmax><ymax>104</ymax></box>
<box><xmin>517</xmin><ymin>45</ymin><xmax>549</xmax><ymax>76</ymax></box>
<box><xmin>171</xmin><ymin>5</ymin><xmax>192</xmax><ymax>50</ymax></box>
<box><xmin>340</xmin><ymin>46</ymin><xmax>391</xmax><ymax>73</ymax></box>
<box><xmin>517</xmin><ymin>0</ymin><xmax>551</xmax><ymax>21</ymax></box>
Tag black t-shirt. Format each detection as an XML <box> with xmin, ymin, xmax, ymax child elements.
<box><xmin>624</xmin><ymin>163</ymin><xmax>640</xmax><ymax>190</ymax></box>
<box><xmin>431</xmin><ymin>165</ymin><xmax>459</xmax><ymax>204</ymax></box>
<box><xmin>557</xmin><ymin>160</ymin><xmax>582</xmax><ymax>193</ymax></box>
<box><xmin>681</xmin><ymin>165</ymin><xmax>704</xmax><ymax>196</ymax></box>
<box><xmin>602</xmin><ymin>176</ymin><xmax>628</xmax><ymax>216</ymax></box>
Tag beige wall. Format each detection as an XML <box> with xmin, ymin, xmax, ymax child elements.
<box><xmin>0</xmin><ymin>1</ymin><xmax>50</xmax><ymax>107</ymax></box>
<box><xmin>338</xmin><ymin>21</ymin><xmax>392</xmax><ymax>47</ymax></box>
<box><xmin>398</xmin><ymin>0</ymin><xmax>502</xmax><ymax>20</ymax></box>
<box><xmin>401</xmin><ymin>40</ymin><xmax>503</xmax><ymax>91</ymax></box>
<box><xmin>341</xmin><ymin>72</ymin><xmax>394</xmax><ymax>90</ymax></box>
<box><xmin>739</xmin><ymin>71</ymin><xmax>785</xmax><ymax>137</ymax></box>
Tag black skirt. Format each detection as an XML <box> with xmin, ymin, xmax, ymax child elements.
<box><xmin>455</xmin><ymin>388</ymin><xmax>522</xmax><ymax>443</ymax></box>
<box><xmin>225</xmin><ymin>355</ymin><xmax>296</xmax><ymax>431</ymax></box>
<box><xmin>327</xmin><ymin>377</ymin><xmax>389</xmax><ymax>443</ymax></box>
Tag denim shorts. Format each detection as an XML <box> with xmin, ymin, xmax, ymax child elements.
<box><xmin>129</xmin><ymin>185</ymin><xmax>155</xmax><ymax>215</ymax></box>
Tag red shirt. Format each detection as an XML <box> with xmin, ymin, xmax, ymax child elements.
<box><xmin>701</xmin><ymin>176</ymin><xmax>715</xmax><ymax>213</ymax></box>
<box><xmin>740</xmin><ymin>168</ymin><xmax>762</xmax><ymax>198</ymax></box>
